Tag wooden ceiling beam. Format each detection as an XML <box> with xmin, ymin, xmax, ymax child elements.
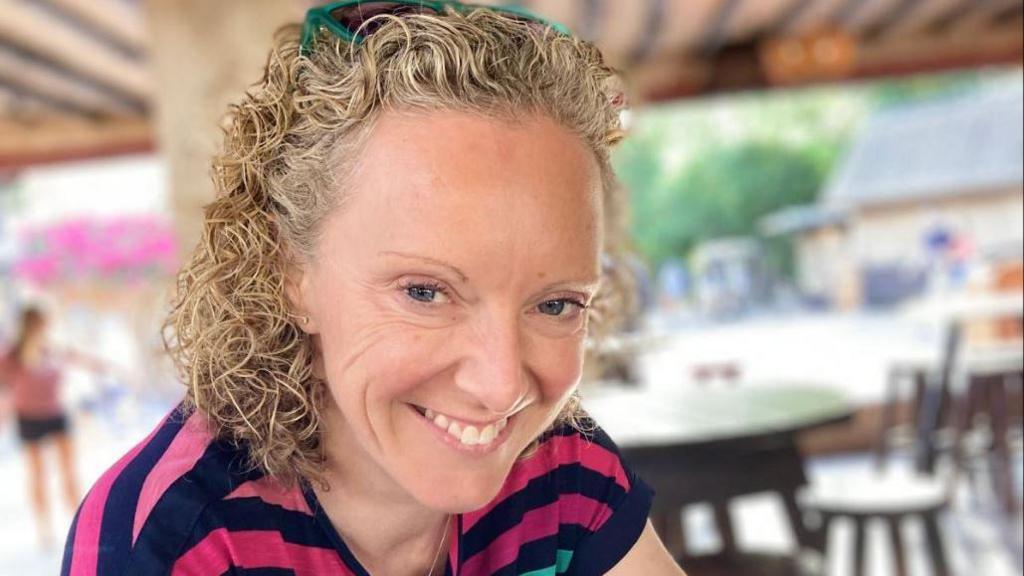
<box><xmin>644</xmin><ymin>0</ymin><xmax>722</xmax><ymax>56</ymax></box>
<box><xmin>638</xmin><ymin>24</ymin><xmax>1021</xmax><ymax>102</ymax></box>
<box><xmin>39</xmin><ymin>0</ymin><xmax>148</xmax><ymax>54</ymax></box>
<box><xmin>0</xmin><ymin>46</ymin><xmax>138</xmax><ymax>116</ymax></box>
<box><xmin>725</xmin><ymin>0</ymin><xmax>794</xmax><ymax>44</ymax></box>
<box><xmin>0</xmin><ymin>115</ymin><xmax>153</xmax><ymax>169</ymax></box>
<box><xmin>0</xmin><ymin>0</ymin><xmax>151</xmax><ymax>101</ymax></box>
<box><xmin>699</xmin><ymin>0</ymin><xmax>745</xmax><ymax>54</ymax></box>
<box><xmin>880</xmin><ymin>0</ymin><xmax>968</xmax><ymax>37</ymax></box>
<box><xmin>0</xmin><ymin>82</ymin><xmax>74</xmax><ymax>120</ymax></box>
<box><xmin>784</xmin><ymin>0</ymin><xmax>850</xmax><ymax>34</ymax></box>
<box><xmin>862</xmin><ymin>0</ymin><xmax>926</xmax><ymax>40</ymax></box>
<box><xmin>770</xmin><ymin>0</ymin><xmax>817</xmax><ymax>35</ymax></box>
<box><xmin>629</xmin><ymin>0</ymin><xmax>668</xmax><ymax>63</ymax></box>
<box><xmin>946</xmin><ymin>0</ymin><xmax>1022</xmax><ymax>34</ymax></box>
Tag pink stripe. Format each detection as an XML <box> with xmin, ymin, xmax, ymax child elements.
<box><xmin>132</xmin><ymin>412</ymin><xmax>213</xmax><ymax>543</ymax></box>
<box><xmin>558</xmin><ymin>493</ymin><xmax>614</xmax><ymax>531</ymax></box>
<box><xmin>225</xmin><ymin>478</ymin><xmax>313</xmax><ymax>516</ymax></box>
<box><xmin>460</xmin><ymin>494</ymin><xmax>614</xmax><ymax>575</ymax></box>
<box><xmin>172</xmin><ymin>529</ymin><xmax>351</xmax><ymax>576</ymax></box>
<box><xmin>463</xmin><ymin>434</ymin><xmax>630</xmax><ymax>531</ymax></box>
<box><xmin>462</xmin><ymin>501</ymin><xmax>560</xmax><ymax>575</ymax></box>
<box><xmin>67</xmin><ymin>418</ymin><xmax>166</xmax><ymax>576</ymax></box>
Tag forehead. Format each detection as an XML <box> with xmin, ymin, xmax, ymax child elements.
<box><xmin>354</xmin><ymin>110</ymin><xmax>601</xmax><ymax>199</ymax></box>
<box><xmin>324</xmin><ymin>110</ymin><xmax>604</xmax><ymax>271</ymax></box>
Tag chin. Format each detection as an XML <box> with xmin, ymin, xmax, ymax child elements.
<box><xmin>406</xmin><ymin>467</ymin><xmax>511</xmax><ymax>513</ymax></box>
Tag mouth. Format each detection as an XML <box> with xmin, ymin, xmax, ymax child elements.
<box><xmin>409</xmin><ymin>403</ymin><xmax>513</xmax><ymax>453</ymax></box>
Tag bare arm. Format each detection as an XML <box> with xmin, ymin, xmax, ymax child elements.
<box><xmin>604</xmin><ymin>520</ymin><xmax>687</xmax><ymax>575</ymax></box>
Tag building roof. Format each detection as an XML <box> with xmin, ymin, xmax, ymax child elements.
<box><xmin>824</xmin><ymin>81</ymin><xmax>1024</xmax><ymax>208</ymax></box>
<box><xmin>760</xmin><ymin>204</ymin><xmax>849</xmax><ymax>236</ymax></box>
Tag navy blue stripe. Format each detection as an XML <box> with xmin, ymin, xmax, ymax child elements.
<box><xmin>177</xmin><ymin>497</ymin><xmax>335</xmax><ymax>552</ymax></box>
<box><xmin>95</xmin><ymin>405</ymin><xmax>189</xmax><ymax>576</ymax></box>
<box><xmin>302</xmin><ymin>486</ymin><xmax>372</xmax><ymax>576</ymax></box>
<box><xmin>491</xmin><ymin>524</ymin><xmax>592</xmax><ymax>576</ymax></box>
<box><xmin>564</xmin><ymin>473</ymin><xmax>653</xmax><ymax>576</ymax></box>
<box><xmin>124</xmin><ymin>437</ymin><xmax>264</xmax><ymax>573</ymax></box>
<box><xmin>221</xmin><ymin>567</ymin><xmax>297</xmax><ymax>576</ymax></box>
<box><xmin>462</xmin><ymin>463</ymin><xmax>627</xmax><ymax>558</ymax></box>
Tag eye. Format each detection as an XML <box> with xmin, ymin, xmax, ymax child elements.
<box><xmin>401</xmin><ymin>281</ymin><xmax>451</xmax><ymax>304</ymax></box>
<box><xmin>537</xmin><ymin>298</ymin><xmax>585</xmax><ymax>317</ymax></box>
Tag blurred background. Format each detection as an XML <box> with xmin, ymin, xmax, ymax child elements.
<box><xmin>0</xmin><ymin>1</ymin><xmax>1021</xmax><ymax>574</ymax></box>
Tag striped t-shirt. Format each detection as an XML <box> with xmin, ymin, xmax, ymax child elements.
<box><xmin>62</xmin><ymin>404</ymin><xmax>653</xmax><ymax>575</ymax></box>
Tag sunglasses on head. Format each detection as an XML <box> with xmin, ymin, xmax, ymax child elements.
<box><xmin>300</xmin><ymin>0</ymin><xmax>570</xmax><ymax>55</ymax></box>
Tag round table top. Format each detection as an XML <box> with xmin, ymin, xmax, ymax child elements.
<box><xmin>581</xmin><ymin>383</ymin><xmax>853</xmax><ymax>449</ymax></box>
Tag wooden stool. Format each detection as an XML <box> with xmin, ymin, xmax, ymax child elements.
<box><xmin>953</xmin><ymin>341</ymin><xmax>1023</xmax><ymax>514</ymax></box>
<box><xmin>800</xmin><ymin>475</ymin><xmax>951</xmax><ymax>576</ymax></box>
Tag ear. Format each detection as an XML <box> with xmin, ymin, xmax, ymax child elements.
<box><xmin>285</xmin><ymin>263</ymin><xmax>321</xmax><ymax>335</ymax></box>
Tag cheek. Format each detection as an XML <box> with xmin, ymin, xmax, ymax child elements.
<box><xmin>531</xmin><ymin>336</ymin><xmax>586</xmax><ymax>402</ymax></box>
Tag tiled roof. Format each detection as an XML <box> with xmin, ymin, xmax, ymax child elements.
<box><xmin>825</xmin><ymin>82</ymin><xmax>1024</xmax><ymax>208</ymax></box>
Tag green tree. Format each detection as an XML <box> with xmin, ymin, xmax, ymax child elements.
<box><xmin>629</xmin><ymin>142</ymin><xmax>826</xmax><ymax>274</ymax></box>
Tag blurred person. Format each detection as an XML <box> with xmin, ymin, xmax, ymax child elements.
<box><xmin>0</xmin><ymin>306</ymin><xmax>81</xmax><ymax>549</ymax></box>
<box><xmin>62</xmin><ymin>3</ymin><xmax>684</xmax><ymax>575</ymax></box>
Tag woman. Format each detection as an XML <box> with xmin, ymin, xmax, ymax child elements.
<box><xmin>1</xmin><ymin>307</ymin><xmax>81</xmax><ymax>549</ymax></box>
<box><xmin>63</xmin><ymin>3</ymin><xmax>685</xmax><ymax>574</ymax></box>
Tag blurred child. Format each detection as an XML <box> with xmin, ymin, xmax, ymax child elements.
<box><xmin>0</xmin><ymin>306</ymin><xmax>80</xmax><ymax>549</ymax></box>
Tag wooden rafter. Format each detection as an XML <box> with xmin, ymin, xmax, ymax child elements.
<box><xmin>0</xmin><ymin>46</ymin><xmax>137</xmax><ymax>116</ymax></box>
<box><xmin>40</xmin><ymin>0</ymin><xmax>148</xmax><ymax>53</ymax></box>
<box><xmin>862</xmin><ymin>0</ymin><xmax>927</xmax><ymax>40</ymax></box>
<box><xmin>0</xmin><ymin>0</ymin><xmax>151</xmax><ymax>101</ymax></box>
<box><xmin>699</xmin><ymin>0</ymin><xmax>745</xmax><ymax>54</ymax></box>
<box><xmin>880</xmin><ymin>0</ymin><xmax>969</xmax><ymax>37</ymax></box>
<box><xmin>0</xmin><ymin>115</ymin><xmax>153</xmax><ymax>169</ymax></box>
<box><xmin>629</xmin><ymin>0</ymin><xmax>668</xmax><ymax>63</ymax></box>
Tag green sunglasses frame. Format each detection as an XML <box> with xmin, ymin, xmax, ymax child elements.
<box><xmin>300</xmin><ymin>0</ymin><xmax>571</xmax><ymax>55</ymax></box>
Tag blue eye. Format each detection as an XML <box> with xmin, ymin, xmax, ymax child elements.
<box><xmin>406</xmin><ymin>285</ymin><xmax>440</xmax><ymax>302</ymax></box>
<box><xmin>538</xmin><ymin>299</ymin><xmax>580</xmax><ymax>316</ymax></box>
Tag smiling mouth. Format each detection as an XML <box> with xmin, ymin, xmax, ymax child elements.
<box><xmin>410</xmin><ymin>404</ymin><xmax>509</xmax><ymax>447</ymax></box>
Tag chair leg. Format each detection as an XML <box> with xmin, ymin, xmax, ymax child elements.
<box><xmin>876</xmin><ymin>367</ymin><xmax>903</xmax><ymax>470</ymax></box>
<box><xmin>987</xmin><ymin>376</ymin><xmax>1018</xmax><ymax>514</ymax></box>
<box><xmin>923</xmin><ymin>513</ymin><xmax>951</xmax><ymax>576</ymax></box>
<box><xmin>852</xmin><ymin>518</ymin><xmax>867</xmax><ymax>576</ymax></box>
<box><xmin>782</xmin><ymin>490</ymin><xmax>822</xmax><ymax>552</ymax></box>
<box><xmin>885</xmin><ymin>517</ymin><xmax>908</xmax><ymax>576</ymax></box>
<box><xmin>711</xmin><ymin>500</ymin><xmax>736</xmax><ymax>555</ymax></box>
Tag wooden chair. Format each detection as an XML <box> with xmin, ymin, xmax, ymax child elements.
<box><xmin>802</xmin><ymin>322</ymin><xmax>961</xmax><ymax>576</ymax></box>
<box><xmin>799</xmin><ymin>474</ymin><xmax>951</xmax><ymax>576</ymax></box>
<box><xmin>951</xmin><ymin>340</ymin><xmax>1023</xmax><ymax>514</ymax></box>
<box><xmin>638</xmin><ymin>437</ymin><xmax>817</xmax><ymax>576</ymax></box>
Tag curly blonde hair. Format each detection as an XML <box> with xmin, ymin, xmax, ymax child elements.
<box><xmin>164</xmin><ymin>7</ymin><xmax>634</xmax><ymax>486</ymax></box>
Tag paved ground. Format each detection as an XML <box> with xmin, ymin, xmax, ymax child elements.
<box><xmin>0</xmin><ymin>311</ymin><xmax>1019</xmax><ymax>575</ymax></box>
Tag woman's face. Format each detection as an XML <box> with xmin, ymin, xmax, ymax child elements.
<box><xmin>294</xmin><ymin>110</ymin><xmax>603</xmax><ymax>512</ymax></box>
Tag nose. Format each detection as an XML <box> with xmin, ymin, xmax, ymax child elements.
<box><xmin>453</xmin><ymin>309</ymin><xmax>529</xmax><ymax>417</ymax></box>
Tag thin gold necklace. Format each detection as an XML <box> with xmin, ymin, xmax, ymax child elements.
<box><xmin>426</xmin><ymin>514</ymin><xmax>452</xmax><ymax>576</ymax></box>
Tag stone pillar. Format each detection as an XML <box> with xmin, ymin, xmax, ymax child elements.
<box><xmin>144</xmin><ymin>0</ymin><xmax>305</xmax><ymax>253</ymax></box>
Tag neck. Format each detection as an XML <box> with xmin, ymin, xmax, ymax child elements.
<box><xmin>314</xmin><ymin>402</ymin><xmax>450</xmax><ymax>575</ymax></box>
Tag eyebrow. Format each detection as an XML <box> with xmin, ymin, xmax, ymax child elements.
<box><xmin>380</xmin><ymin>251</ymin><xmax>602</xmax><ymax>294</ymax></box>
<box><xmin>379</xmin><ymin>251</ymin><xmax>469</xmax><ymax>283</ymax></box>
<box><xmin>537</xmin><ymin>277</ymin><xmax>603</xmax><ymax>295</ymax></box>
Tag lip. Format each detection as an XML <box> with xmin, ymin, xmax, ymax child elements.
<box><xmin>408</xmin><ymin>403</ymin><xmax>514</xmax><ymax>455</ymax></box>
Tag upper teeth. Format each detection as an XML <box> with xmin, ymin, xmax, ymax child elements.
<box><xmin>423</xmin><ymin>408</ymin><xmax>508</xmax><ymax>446</ymax></box>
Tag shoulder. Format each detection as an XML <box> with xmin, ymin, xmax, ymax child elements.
<box><xmin>61</xmin><ymin>404</ymin><xmax>263</xmax><ymax>575</ymax></box>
